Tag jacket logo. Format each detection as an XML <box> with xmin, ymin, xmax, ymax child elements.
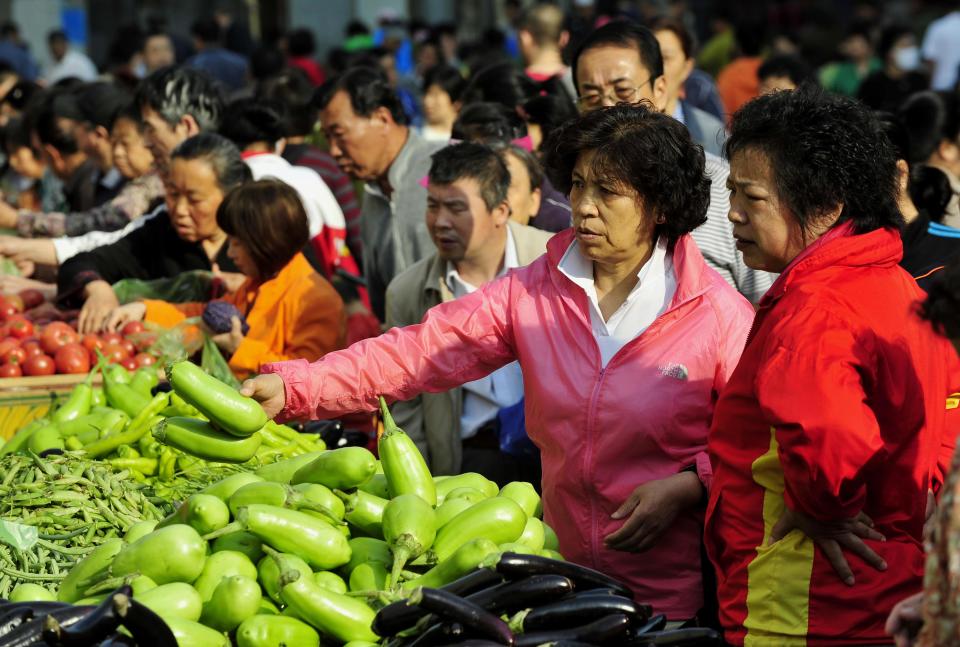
<box><xmin>658</xmin><ymin>363</ymin><xmax>688</xmax><ymax>381</ymax></box>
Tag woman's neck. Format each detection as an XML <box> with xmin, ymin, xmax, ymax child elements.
<box><xmin>202</xmin><ymin>231</ymin><xmax>227</xmax><ymax>262</ymax></box>
<box><xmin>592</xmin><ymin>242</ymin><xmax>656</xmax><ymax>321</ymax></box>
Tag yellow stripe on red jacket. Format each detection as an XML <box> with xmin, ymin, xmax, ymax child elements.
<box><xmin>144</xmin><ymin>253</ymin><xmax>345</xmax><ymax>379</ymax></box>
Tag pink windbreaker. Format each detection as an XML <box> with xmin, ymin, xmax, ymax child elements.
<box><xmin>263</xmin><ymin>229</ymin><xmax>754</xmax><ymax>619</ymax></box>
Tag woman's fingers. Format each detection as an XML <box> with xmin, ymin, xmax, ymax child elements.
<box><xmin>817</xmin><ymin>538</ymin><xmax>855</xmax><ymax>585</ymax></box>
<box><xmin>851</xmin><ymin>519</ymin><xmax>885</xmax><ymax>542</ymax></box>
<box><xmin>837</xmin><ymin>533</ymin><xmax>887</xmax><ymax>571</ymax></box>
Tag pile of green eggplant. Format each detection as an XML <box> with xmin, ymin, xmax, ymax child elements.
<box><xmin>0</xmin><ymin>585</ymin><xmax>176</xmax><ymax>646</ymax></box>
<box><xmin>375</xmin><ymin>553</ymin><xmax>720</xmax><ymax>645</ymax></box>
<box><xmin>43</xmin><ymin>397</ymin><xmax>571</xmax><ymax>646</ymax></box>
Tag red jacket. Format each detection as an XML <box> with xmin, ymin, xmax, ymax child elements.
<box><xmin>706</xmin><ymin>225</ymin><xmax>960</xmax><ymax>645</ymax></box>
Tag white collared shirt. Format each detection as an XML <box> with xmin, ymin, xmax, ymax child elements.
<box><xmin>558</xmin><ymin>236</ymin><xmax>677</xmax><ymax>367</ymax></box>
<box><xmin>445</xmin><ymin>227</ymin><xmax>525</xmax><ymax>439</ymax></box>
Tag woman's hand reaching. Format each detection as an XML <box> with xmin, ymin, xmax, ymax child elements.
<box><xmin>240</xmin><ymin>373</ymin><xmax>286</xmax><ymax>420</ymax></box>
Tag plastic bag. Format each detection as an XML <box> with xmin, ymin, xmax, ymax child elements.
<box><xmin>201</xmin><ymin>335</ymin><xmax>241</xmax><ymax>389</ymax></box>
<box><xmin>113</xmin><ymin>270</ymin><xmax>225</xmax><ymax>305</ymax></box>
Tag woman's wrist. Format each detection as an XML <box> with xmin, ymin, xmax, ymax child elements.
<box><xmin>669</xmin><ymin>471</ymin><xmax>705</xmax><ymax>510</ymax></box>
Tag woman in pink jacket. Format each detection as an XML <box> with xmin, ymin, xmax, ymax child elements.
<box><xmin>242</xmin><ymin>104</ymin><xmax>754</xmax><ymax>622</ymax></box>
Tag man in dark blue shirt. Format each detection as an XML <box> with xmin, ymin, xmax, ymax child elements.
<box><xmin>185</xmin><ymin>18</ymin><xmax>248</xmax><ymax>93</ymax></box>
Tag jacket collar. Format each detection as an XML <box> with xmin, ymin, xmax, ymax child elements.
<box><xmin>759</xmin><ymin>224</ymin><xmax>903</xmax><ymax>306</ymax></box>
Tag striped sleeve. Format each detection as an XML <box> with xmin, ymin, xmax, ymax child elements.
<box><xmin>691</xmin><ymin>153</ymin><xmax>776</xmax><ymax>303</ymax></box>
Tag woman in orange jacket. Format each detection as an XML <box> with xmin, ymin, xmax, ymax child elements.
<box><xmin>106</xmin><ymin>179</ymin><xmax>346</xmax><ymax>378</ymax></box>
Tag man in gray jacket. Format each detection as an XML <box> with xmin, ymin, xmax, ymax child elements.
<box><xmin>316</xmin><ymin>66</ymin><xmax>445</xmax><ymax>320</ymax></box>
<box><xmin>385</xmin><ymin>143</ymin><xmax>552</xmax><ymax>479</ymax></box>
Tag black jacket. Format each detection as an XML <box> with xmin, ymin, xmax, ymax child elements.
<box><xmin>57</xmin><ymin>207</ymin><xmax>237</xmax><ymax>307</ymax></box>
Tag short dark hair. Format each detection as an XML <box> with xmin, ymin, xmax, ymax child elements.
<box><xmin>258</xmin><ymin>69</ymin><xmax>316</xmax><ymax>137</ymax></box>
<box><xmin>428</xmin><ymin>142</ymin><xmax>511</xmax><ymax>211</ymax></box>
<box><xmin>877</xmin><ymin>23</ymin><xmax>912</xmax><ymax>61</ymax></box>
<box><xmin>72</xmin><ymin>82</ymin><xmax>131</xmax><ymax>129</ymax></box>
<box><xmin>314</xmin><ymin>66</ymin><xmax>407</xmax><ymax>125</ymax></box>
<box><xmin>463</xmin><ymin>60</ymin><xmax>569</xmax><ymax>108</ymax></box>
<box><xmin>136</xmin><ymin>67</ymin><xmax>224</xmax><ymax>132</ymax></box>
<box><xmin>33</xmin><ymin>90</ymin><xmax>81</xmax><ymax>155</ymax></box>
<box><xmin>758</xmin><ymin>55</ymin><xmax>813</xmax><ymax>86</ymax></box>
<box><xmin>733</xmin><ymin>19</ymin><xmax>766</xmax><ymax>57</ymax></box>
<box><xmin>921</xmin><ymin>262</ymin><xmax>960</xmax><ymax>340</ymax></box>
<box><xmin>171</xmin><ymin>133</ymin><xmax>248</xmax><ymax>192</ymax></box>
<box><xmin>726</xmin><ymin>85</ymin><xmax>902</xmax><ymax>235</ymax></box>
<box><xmin>217</xmin><ymin>179</ymin><xmax>309</xmax><ymax>279</ymax></box>
<box><xmin>572</xmin><ymin>21</ymin><xmax>664</xmax><ymax>93</ymax></box>
<box><xmin>649</xmin><ymin>16</ymin><xmax>696</xmax><ymax>59</ymax></box>
<box><xmin>522</xmin><ymin>94</ymin><xmax>577</xmax><ymax>145</ymax></box>
<box><xmin>422</xmin><ymin>64</ymin><xmax>466</xmax><ymax>103</ymax></box>
<box><xmin>110</xmin><ymin>98</ymin><xmax>144</xmax><ymax>132</ymax></box>
<box><xmin>1</xmin><ymin>81</ymin><xmax>39</xmax><ymax>112</ymax></box>
<box><xmin>898</xmin><ymin>91</ymin><xmax>959</xmax><ymax>165</ymax></box>
<box><xmin>191</xmin><ymin>18</ymin><xmax>221</xmax><ymax>45</ymax></box>
<box><xmin>543</xmin><ymin>103</ymin><xmax>710</xmax><ymax>242</ymax></box>
<box><xmin>502</xmin><ymin>144</ymin><xmax>543</xmax><ymax>192</ymax></box>
<box><xmin>2</xmin><ymin>116</ymin><xmax>33</xmax><ymax>154</ymax></box>
<box><xmin>250</xmin><ymin>46</ymin><xmax>285</xmax><ymax>81</ymax></box>
<box><xmin>0</xmin><ymin>22</ymin><xmax>19</xmax><ymax>39</ymax></box>
<box><xmin>47</xmin><ymin>29</ymin><xmax>67</xmax><ymax>45</ymax></box>
<box><xmin>452</xmin><ymin>102</ymin><xmax>527</xmax><ymax>145</ymax></box>
<box><xmin>287</xmin><ymin>28</ymin><xmax>316</xmax><ymax>57</ymax></box>
<box><xmin>219</xmin><ymin>97</ymin><xmax>285</xmax><ymax>148</ymax></box>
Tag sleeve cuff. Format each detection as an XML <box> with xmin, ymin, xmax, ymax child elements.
<box><xmin>261</xmin><ymin>359</ymin><xmax>313</xmax><ymax>423</ymax></box>
<box><xmin>695</xmin><ymin>451</ymin><xmax>713</xmax><ymax>493</ymax></box>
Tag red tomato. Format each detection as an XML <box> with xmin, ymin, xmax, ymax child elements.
<box><xmin>0</xmin><ymin>338</ymin><xmax>18</xmax><ymax>358</ymax></box>
<box><xmin>23</xmin><ymin>354</ymin><xmax>55</xmax><ymax>376</ymax></box>
<box><xmin>121</xmin><ymin>321</ymin><xmax>145</xmax><ymax>337</ymax></box>
<box><xmin>81</xmin><ymin>334</ymin><xmax>103</xmax><ymax>353</ymax></box>
<box><xmin>133</xmin><ymin>333</ymin><xmax>157</xmax><ymax>353</ymax></box>
<box><xmin>40</xmin><ymin>323</ymin><xmax>79</xmax><ymax>355</ymax></box>
<box><xmin>119</xmin><ymin>339</ymin><xmax>135</xmax><ymax>357</ymax></box>
<box><xmin>0</xmin><ymin>301</ymin><xmax>19</xmax><ymax>321</ymax></box>
<box><xmin>3</xmin><ymin>347</ymin><xmax>25</xmax><ymax>365</ymax></box>
<box><xmin>17</xmin><ymin>289</ymin><xmax>44</xmax><ymax>310</ymax></box>
<box><xmin>134</xmin><ymin>352</ymin><xmax>157</xmax><ymax>368</ymax></box>
<box><xmin>0</xmin><ymin>363</ymin><xmax>21</xmax><ymax>378</ymax></box>
<box><xmin>100</xmin><ymin>332</ymin><xmax>123</xmax><ymax>345</ymax></box>
<box><xmin>6</xmin><ymin>315</ymin><xmax>33</xmax><ymax>340</ymax></box>
<box><xmin>120</xmin><ymin>357</ymin><xmax>138</xmax><ymax>371</ymax></box>
<box><xmin>20</xmin><ymin>341</ymin><xmax>42</xmax><ymax>358</ymax></box>
<box><xmin>101</xmin><ymin>342</ymin><xmax>129</xmax><ymax>363</ymax></box>
<box><xmin>55</xmin><ymin>343</ymin><xmax>90</xmax><ymax>375</ymax></box>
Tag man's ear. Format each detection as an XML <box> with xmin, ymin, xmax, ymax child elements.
<box><xmin>94</xmin><ymin>125</ymin><xmax>111</xmax><ymax>142</ymax></box>
<box><xmin>371</xmin><ymin>105</ymin><xmax>396</xmax><ymax>128</ymax></box>
<box><xmin>558</xmin><ymin>30</ymin><xmax>570</xmax><ymax>50</ymax></box>
<box><xmin>179</xmin><ymin>114</ymin><xmax>202</xmax><ymax>138</ymax></box>
<box><xmin>493</xmin><ymin>200</ymin><xmax>511</xmax><ymax>226</ymax></box>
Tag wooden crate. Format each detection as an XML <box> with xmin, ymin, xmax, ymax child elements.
<box><xmin>0</xmin><ymin>374</ymin><xmax>104</xmax><ymax>440</ymax></box>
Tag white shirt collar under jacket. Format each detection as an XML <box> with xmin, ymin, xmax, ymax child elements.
<box><xmin>558</xmin><ymin>236</ymin><xmax>676</xmax><ymax>367</ymax></box>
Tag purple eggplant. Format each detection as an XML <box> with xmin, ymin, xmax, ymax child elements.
<box><xmin>494</xmin><ymin>553</ymin><xmax>632</xmax><ymax>597</ymax></box>
<box><xmin>519</xmin><ymin>590</ymin><xmax>649</xmax><ymax>631</ymax></box>
<box><xmin>513</xmin><ymin>613</ymin><xmax>632</xmax><ymax>647</ymax></box>
<box><xmin>466</xmin><ymin>574</ymin><xmax>574</xmax><ymax>614</ymax></box>
<box><xmin>411</xmin><ymin>587</ymin><xmax>514</xmax><ymax>646</ymax></box>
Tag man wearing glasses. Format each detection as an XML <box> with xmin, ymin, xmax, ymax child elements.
<box><xmin>572</xmin><ymin>21</ymin><xmax>773</xmax><ymax>304</ymax></box>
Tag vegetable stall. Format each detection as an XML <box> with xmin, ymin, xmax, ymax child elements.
<box><xmin>0</xmin><ymin>349</ymin><xmax>719</xmax><ymax>645</ymax></box>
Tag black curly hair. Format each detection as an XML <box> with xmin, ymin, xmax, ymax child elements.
<box><xmin>542</xmin><ymin>103</ymin><xmax>710</xmax><ymax>242</ymax></box>
<box><xmin>920</xmin><ymin>262</ymin><xmax>960</xmax><ymax>341</ymax></box>
<box><xmin>726</xmin><ymin>85</ymin><xmax>902</xmax><ymax>235</ymax></box>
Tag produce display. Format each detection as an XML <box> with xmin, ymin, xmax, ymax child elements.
<box><xmin>0</xmin><ymin>360</ymin><xmax>325</xmax><ymax>603</ymax></box>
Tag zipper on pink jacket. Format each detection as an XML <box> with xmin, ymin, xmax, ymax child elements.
<box><xmin>584</xmin><ymin>365</ymin><xmax>607</xmax><ymax>569</ymax></box>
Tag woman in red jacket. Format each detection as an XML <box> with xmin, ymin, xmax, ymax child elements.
<box><xmin>707</xmin><ymin>86</ymin><xmax>960</xmax><ymax>645</ymax></box>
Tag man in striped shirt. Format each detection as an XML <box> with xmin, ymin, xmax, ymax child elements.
<box><xmin>572</xmin><ymin>21</ymin><xmax>774</xmax><ymax>303</ymax></box>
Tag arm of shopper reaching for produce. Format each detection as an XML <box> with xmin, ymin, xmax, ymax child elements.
<box><xmin>105</xmin><ymin>302</ymin><xmax>147</xmax><ymax>331</ymax></box>
<box><xmin>78</xmin><ymin>280</ymin><xmax>121</xmax><ymax>334</ymax></box>
<box><xmin>0</xmin><ymin>235</ymin><xmax>58</xmax><ymax>267</ymax></box>
<box><xmin>0</xmin><ymin>275</ymin><xmax>56</xmax><ymax>302</ymax></box>
<box><xmin>241</xmin><ymin>271</ymin><xmax>521</xmax><ymax>421</ymax></box>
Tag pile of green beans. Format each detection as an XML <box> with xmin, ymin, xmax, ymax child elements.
<box><xmin>0</xmin><ymin>452</ymin><xmax>243</xmax><ymax>598</ymax></box>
